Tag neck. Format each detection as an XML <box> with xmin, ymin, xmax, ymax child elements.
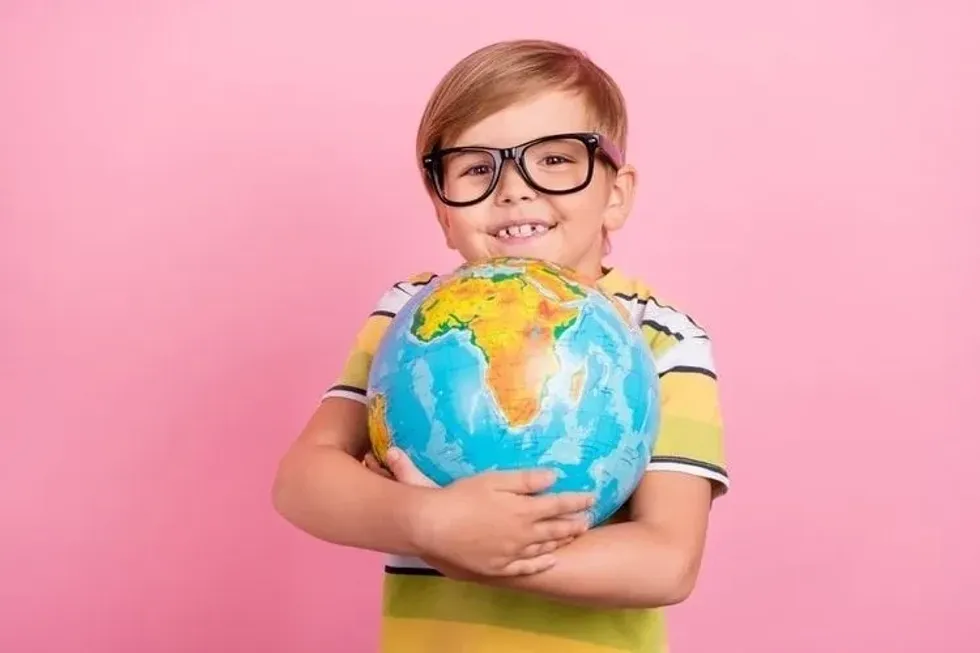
<box><xmin>572</xmin><ymin>249</ymin><xmax>607</xmax><ymax>284</ymax></box>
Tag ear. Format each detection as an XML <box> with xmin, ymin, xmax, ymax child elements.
<box><xmin>602</xmin><ymin>163</ymin><xmax>637</xmax><ymax>234</ymax></box>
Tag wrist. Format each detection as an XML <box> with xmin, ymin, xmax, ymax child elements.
<box><xmin>395</xmin><ymin>484</ymin><xmax>440</xmax><ymax>557</ymax></box>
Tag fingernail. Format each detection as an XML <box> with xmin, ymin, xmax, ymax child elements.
<box><xmin>387</xmin><ymin>449</ymin><xmax>401</xmax><ymax>463</ymax></box>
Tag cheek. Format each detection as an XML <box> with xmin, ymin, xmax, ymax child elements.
<box><xmin>443</xmin><ymin>207</ymin><xmax>486</xmax><ymax>233</ymax></box>
<box><xmin>550</xmin><ymin>189</ymin><xmax>609</xmax><ymax>226</ymax></box>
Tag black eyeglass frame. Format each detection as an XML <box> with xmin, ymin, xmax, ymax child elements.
<box><xmin>421</xmin><ymin>132</ymin><xmax>624</xmax><ymax>208</ymax></box>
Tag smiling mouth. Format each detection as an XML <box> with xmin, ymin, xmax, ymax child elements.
<box><xmin>493</xmin><ymin>223</ymin><xmax>555</xmax><ymax>240</ymax></box>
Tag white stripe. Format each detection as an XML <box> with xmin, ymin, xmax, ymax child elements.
<box><xmin>655</xmin><ymin>335</ymin><xmax>716</xmax><ymax>375</ymax></box>
<box><xmin>387</xmin><ymin>555</ymin><xmax>434</xmax><ymax>570</ymax></box>
<box><xmin>641</xmin><ymin>300</ymin><xmax>706</xmax><ymax>340</ymax></box>
<box><xmin>321</xmin><ymin>389</ymin><xmax>368</xmax><ymax>404</ymax></box>
<box><xmin>646</xmin><ymin>460</ymin><xmax>729</xmax><ymax>488</ymax></box>
<box><xmin>614</xmin><ymin>295</ymin><xmax>646</xmax><ymax>325</ymax></box>
<box><xmin>375</xmin><ymin>285</ymin><xmax>418</xmax><ymax>315</ymax></box>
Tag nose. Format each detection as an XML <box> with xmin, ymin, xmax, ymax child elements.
<box><xmin>494</xmin><ymin>160</ymin><xmax>536</xmax><ymax>205</ymax></box>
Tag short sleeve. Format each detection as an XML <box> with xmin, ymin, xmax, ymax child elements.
<box><xmin>321</xmin><ymin>311</ymin><xmax>392</xmax><ymax>404</ymax></box>
<box><xmin>641</xmin><ymin>300</ymin><xmax>730</xmax><ymax>496</ymax></box>
<box><xmin>321</xmin><ymin>275</ymin><xmax>435</xmax><ymax>405</ymax></box>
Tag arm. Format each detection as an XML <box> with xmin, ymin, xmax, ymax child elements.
<box><xmin>382</xmin><ymin>450</ymin><xmax>715</xmax><ymax>609</ymax></box>
<box><xmin>273</xmin><ymin>397</ymin><xmax>594</xmax><ymax>572</ymax></box>
<box><xmin>478</xmin><ymin>470</ymin><xmax>713</xmax><ymax>608</ymax></box>
<box><xmin>271</xmin><ymin>396</ymin><xmax>432</xmax><ymax>556</ymax></box>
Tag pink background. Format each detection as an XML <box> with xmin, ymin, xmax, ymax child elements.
<box><xmin>2</xmin><ymin>1</ymin><xmax>978</xmax><ymax>651</ymax></box>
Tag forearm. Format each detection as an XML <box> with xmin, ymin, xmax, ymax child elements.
<box><xmin>482</xmin><ymin>522</ymin><xmax>699</xmax><ymax>609</ymax></box>
<box><xmin>272</xmin><ymin>442</ymin><xmax>431</xmax><ymax>556</ymax></box>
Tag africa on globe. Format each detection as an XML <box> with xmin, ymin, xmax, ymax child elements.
<box><xmin>366</xmin><ymin>257</ymin><xmax>660</xmax><ymax>526</ymax></box>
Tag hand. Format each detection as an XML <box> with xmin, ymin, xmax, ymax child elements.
<box><xmin>363</xmin><ymin>448</ymin><xmax>592</xmax><ymax>577</ymax></box>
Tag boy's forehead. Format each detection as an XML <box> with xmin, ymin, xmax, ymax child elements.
<box><xmin>451</xmin><ymin>90</ymin><xmax>593</xmax><ymax>148</ymax></box>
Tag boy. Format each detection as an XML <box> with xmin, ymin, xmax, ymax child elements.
<box><xmin>273</xmin><ymin>39</ymin><xmax>729</xmax><ymax>653</ymax></box>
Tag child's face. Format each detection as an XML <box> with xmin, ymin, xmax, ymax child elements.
<box><xmin>430</xmin><ymin>90</ymin><xmax>636</xmax><ymax>280</ymax></box>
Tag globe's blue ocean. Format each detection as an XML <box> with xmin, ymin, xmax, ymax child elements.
<box><xmin>367</xmin><ymin>264</ymin><xmax>661</xmax><ymax>526</ymax></box>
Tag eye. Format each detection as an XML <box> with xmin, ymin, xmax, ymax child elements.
<box><xmin>541</xmin><ymin>155</ymin><xmax>573</xmax><ymax>166</ymax></box>
<box><xmin>461</xmin><ymin>164</ymin><xmax>493</xmax><ymax>177</ymax></box>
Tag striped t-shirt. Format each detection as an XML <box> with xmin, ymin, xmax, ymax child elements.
<box><xmin>324</xmin><ymin>266</ymin><xmax>729</xmax><ymax>653</ymax></box>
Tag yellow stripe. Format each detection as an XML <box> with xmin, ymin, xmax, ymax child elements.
<box><xmin>335</xmin><ymin>313</ymin><xmax>393</xmax><ymax>390</ymax></box>
<box><xmin>660</xmin><ymin>372</ymin><xmax>722</xmax><ymax>426</ymax></box>
<box><xmin>654</xmin><ymin>415</ymin><xmax>726</xmax><ymax>468</ymax></box>
<box><xmin>380</xmin><ymin>617</ymin><xmax>666</xmax><ymax>653</ymax></box>
<box><xmin>406</xmin><ymin>271</ymin><xmax>438</xmax><ymax>285</ymax></box>
<box><xmin>382</xmin><ymin>574</ymin><xmax>662</xmax><ymax>650</ymax></box>
<box><xmin>654</xmin><ymin>373</ymin><xmax>726</xmax><ymax>469</ymax></box>
<box><xmin>641</xmin><ymin>324</ymin><xmax>682</xmax><ymax>358</ymax></box>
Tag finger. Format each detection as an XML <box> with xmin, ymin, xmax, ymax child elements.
<box><xmin>363</xmin><ymin>454</ymin><xmax>392</xmax><ymax>478</ymax></box>
<box><xmin>517</xmin><ymin>540</ymin><xmax>557</xmax><ymax>558</ymax></box>
<box><xmin>498</xmin><ymin>554</ymin><xmax>557</xmax><ymax>577</ymax></box>
<box><xmin>528</xmin><ymin>515</ymin><xmax>590</xmax><ymax>543</ymax></box>
<box><xmin>554</xmin><ymin>510</ymin><xmax>591</xmax><ymax>523</ymax></box>
<box><xmin>386</xmin><ymin>448</ymin><xmax>438</xmax><ymax>488</ymax></box>
<box><xmin>526</xmin><ymin>492</ymin><xmax>596</xmax><ymax>521</ymax></box>
<box><xmin>486</xmin><ymin>468</ymin><xmax>558</xmax><ymax>494</ymax></box>
<box><xmin>515</xmin><ymin>532</ymin><xmax>581</xmax><ymax>561</ymax></box>
<box><xmin>516</xmin><ymin>536</ymin><xmax>577</xmax><ymax>558</ymax></box>
<box><xmin>363</xmin><ymin>453</ymin><xmax>386</xmax><ymax>474</ymax></box>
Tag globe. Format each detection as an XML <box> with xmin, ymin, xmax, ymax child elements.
<box><xmin>366</xmin><ymin>257</ymin><xmax>660</xmax><ymax>526</ymax></box>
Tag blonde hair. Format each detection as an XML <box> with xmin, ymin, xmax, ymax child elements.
<box><xmin>415</xmin><ymin>39</ymin><xmax>629</xmax><ymax>169</ymax></box>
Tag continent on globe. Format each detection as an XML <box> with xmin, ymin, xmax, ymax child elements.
<box><xmin>366</xmin><ymin>257</ymin><xmax>660</xmax><ymax>526</ymax></box>
<box><xmin>411</xmin><ymin>260</ymin><xmax>584</xmax><ymax>428</ymax></box>
<box><xmin>367</xmin><ymin>392</ymin><xmax>391</xmax><ymax>465</ymax></box>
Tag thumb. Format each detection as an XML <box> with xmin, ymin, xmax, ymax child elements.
<box><xmin>386</xmin><ymin>449</ymin><xmax>438</xmax><ymax>488</ymax></box>
<box><xmin>489</xmin><ymin>468</ymin><xmax>557</xmax><ymax>494</ymax></box>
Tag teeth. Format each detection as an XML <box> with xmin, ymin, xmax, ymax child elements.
<box><xmin>496</xmin><ymin>224</ymin><xmax>549</xmax><ymax>239</ymax></box>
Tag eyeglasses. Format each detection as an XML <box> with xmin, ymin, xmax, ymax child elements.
<box><xmin>422</xmin><ymin>132</ymin><xmax>624</xmax><ymax>208</ymax></box>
